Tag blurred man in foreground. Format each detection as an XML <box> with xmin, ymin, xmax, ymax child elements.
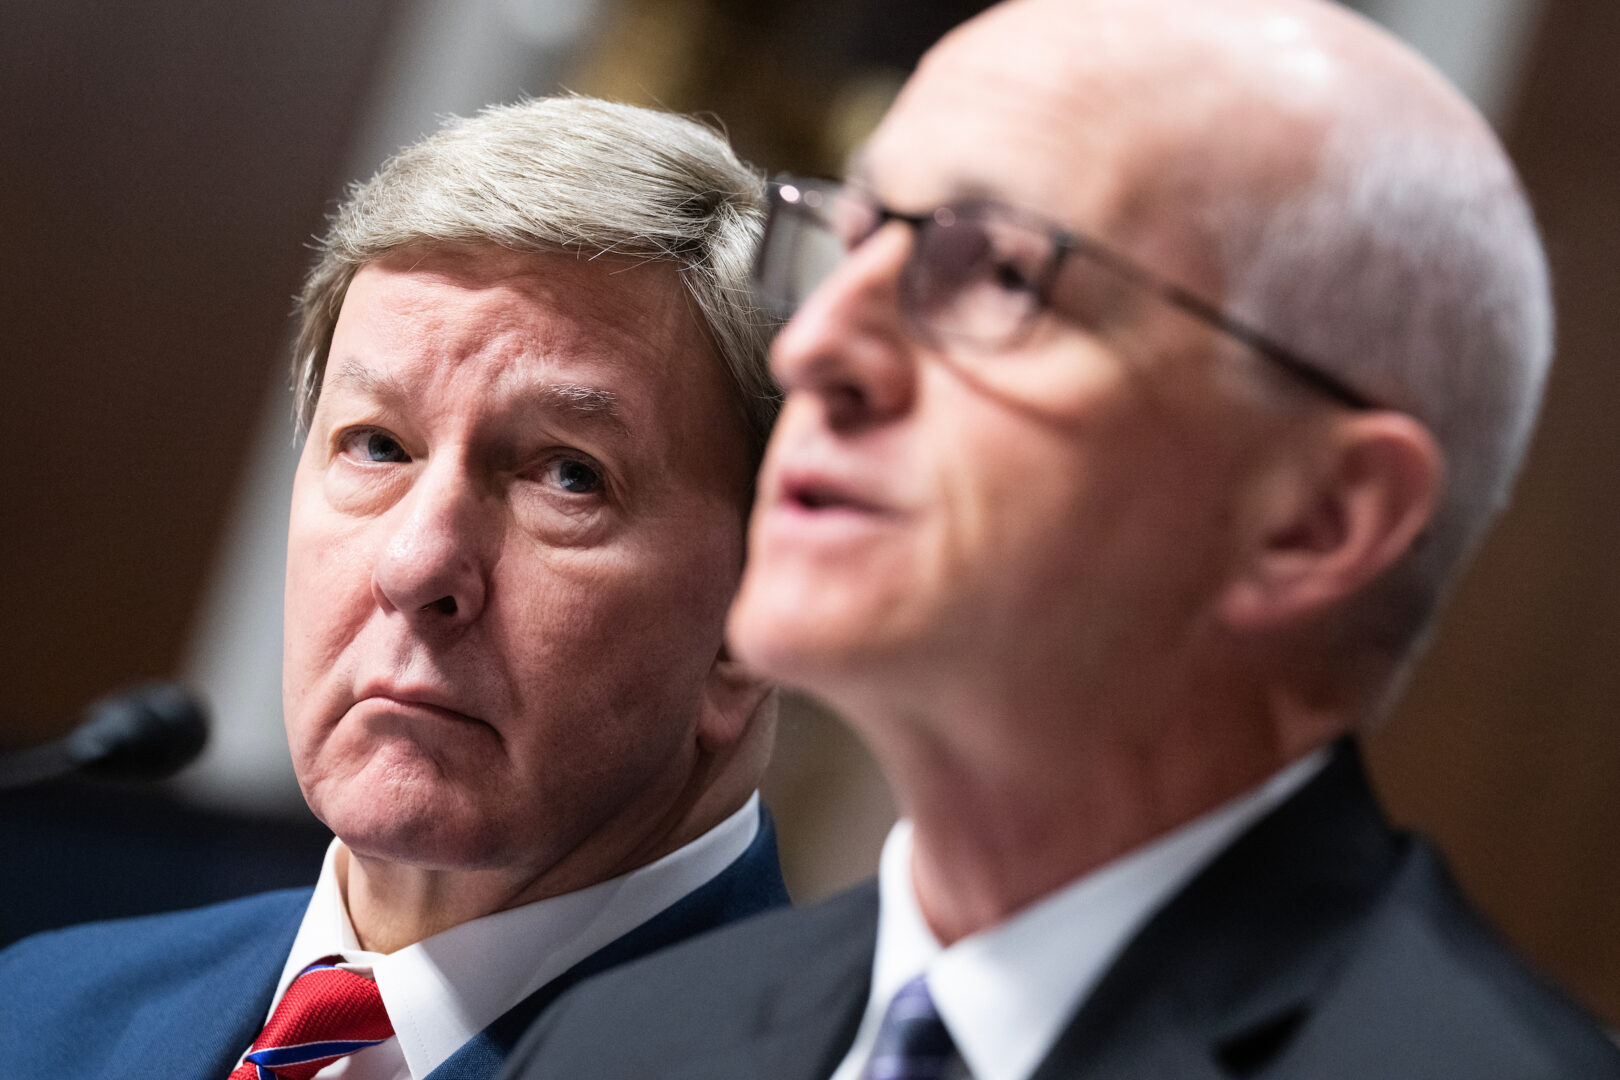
<box><xmin>505</xmin><ymin>2</ymin><xmax>1620</xmax><ymax>1077</ymax></box>
<box><xmin>0</xmin><ymin>95</ymin><xmax>787</xmax><ymax>1079</ymax></box>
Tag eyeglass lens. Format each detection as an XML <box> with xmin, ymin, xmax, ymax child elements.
<box><xmin>905</xmin><ymin>207</ymin><xmax>1049</xmax><ymax>345</ymax></box>
<box><xmin>757</xmin><ymin>184</ymin><xmax>1056</xmax><ymax>347</ymax></box>
<box><xmin>753</xmin><ymin>182</ymin><xmax>851</xmax><ymax>319</ymax></box>
<box><xmin>753</xmin><ymin>177</ymin><xmax>1378</xmax><ymax>411</ymax></box>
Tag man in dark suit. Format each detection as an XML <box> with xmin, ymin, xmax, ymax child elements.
<box><xmin>0</xmin><ymin>95</ymin><xmax>787</xmax><ymax>1079</ymax></box>
<box><xmin>503</xmin><ymin>2</ymin><xmax>1620</xmax><ymax>1077</ymax></box>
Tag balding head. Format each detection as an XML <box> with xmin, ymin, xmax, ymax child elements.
<box><xmin>730</xmin><ymin>0</ymin><xmax>1552</xmax><ymax>945</ymax></box>
<box><xmin>902</xmin><ymin>0</ymin><xmax>1550</xmax><ymax>660</ymax></box>
<box><xmin>733</xmin><ymin>0</ymin><xmax>1550</xmax><ymax>784</ymax></box>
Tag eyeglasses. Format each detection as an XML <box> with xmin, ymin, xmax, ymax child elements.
<box><xmin>752</xmin><ymin>176</ymin><xmax>1374</xmax><ymax>411</ymax></box>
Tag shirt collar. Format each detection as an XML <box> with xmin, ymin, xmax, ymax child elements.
<box><xmin>276</xmin><ymin>791</ymin><xmax>760</xmax><ymax>1079</ymax></box>
<box><xmin>862</xmin><ymin>752</ymin><xmax>1328</xmax><ymax>1080</ymax></box>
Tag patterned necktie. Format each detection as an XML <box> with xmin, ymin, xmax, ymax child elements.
<box><xmin>228</xmin><ymin>956</ymin><xmax>394</xmax><ymax>1080</ymax></box>
<box><xmin>862</xmin><ymin>974</ymin><xmax>962</xmax><ymax>1080</ymax></box>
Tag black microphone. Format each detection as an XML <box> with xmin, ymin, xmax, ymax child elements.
<box><xmin>0</xmin><ymin>683</ymin><xmax>209</xmax><ymax>790</ymax></box>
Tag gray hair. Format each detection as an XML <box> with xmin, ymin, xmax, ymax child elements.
<box><xmin>291</xmin><ymin>94</ymin><xmax>779</xmax><ymax>454</ymax></box>
<box><xmin>1219</xmin><ymin>92</ymin><xmax>1553</xmax><ymax>662</ymax></box>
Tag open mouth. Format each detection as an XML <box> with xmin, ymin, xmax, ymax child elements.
<box><xmin>782</xmin><ymin>477</ymin><xmax>883</xmax><ymax>515</ymax></box>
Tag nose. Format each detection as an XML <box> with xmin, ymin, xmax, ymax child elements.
<box><xmin>769</xmin><ymin>222</ymin><xmax>918</xmax><ymax>432</ymax></box>
<box><xmin>371</xmin><ymin>458</ymin><xmax>491</xmax><ymax>630</ymax></box>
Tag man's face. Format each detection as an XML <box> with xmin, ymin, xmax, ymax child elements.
<box><xmin>284</xmin><ymin>245</ymin><xmax>754</xmax><ymax>880</ymax></box>
<box><xmin>729</xmin><ymin>13</ymin><xmax>1283</xmax><ymax>736</ymax></box>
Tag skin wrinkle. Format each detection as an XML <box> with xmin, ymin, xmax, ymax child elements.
<box><xmin>327</xmin><ymin>358</ymin><xmax>626</xmax><ymax>433</ymax></box>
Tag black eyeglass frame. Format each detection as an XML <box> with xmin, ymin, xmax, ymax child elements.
<box><xmin>760</xmin><ymin>176</ymin><xmax>1377</xmax><ymax>412</ymax></box>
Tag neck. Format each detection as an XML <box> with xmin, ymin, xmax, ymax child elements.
<box><xmin>878</xmin><ymin>702</ymin><xmax>1317</xmax><ymax>946</ymax></box>
<box><xmin>829</xmin><ymin>620</ymin><xmax>1365</xmax><ymax>944</ymax></box>
<box><xmin>338</xmin><ymin>847</ymin><xmax>549</xmax><ymax>954</ymax></box>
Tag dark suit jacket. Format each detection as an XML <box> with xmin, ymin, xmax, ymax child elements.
<box><xmin>505</xmin><ymin>744</ymin><xmax>1620</xmax><ymax>1079</ymax></box>
<box><xmin>0</xmin><ymin>810</ymin><xmax>789</xmax><ymax>1080</ymax></box>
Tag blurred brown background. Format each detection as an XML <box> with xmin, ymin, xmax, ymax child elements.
<box><xmin>1</xmin><ymin>0</ymin><xmax>1616</xmax><ymax>1023</ymax></box>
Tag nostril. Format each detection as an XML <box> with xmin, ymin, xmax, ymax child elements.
<box><xmin>825</xmin><ymin>383</ymin><xmax>872</xmax><ymax>432</ymax></box>
<box><xmin>425</xmin><ymin>596</ymin><xmax>458</xmax><ymax>616</ymax></box>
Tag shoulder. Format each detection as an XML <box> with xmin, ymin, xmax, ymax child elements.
<box><xmin>563</xmin><ymin>879</ymin><xmax>873</xmax><ymax>1019</ymax></box>
<box><xmin>0</xmin><ymin>887</ymin><xmax>311</xmax><ymax>1037</ymax></box>
<box><xmin>507</xmin><ymin>882</ymin><xmax>878</xmax><ymax>1080</ymax></box>
<box><xmin>1202</xmin><ymin>742</ymin><xmax>1620</xmax><ymax>1076</ymax></box>
<box><xmin>0</xmin><ymin>886</ymin><xmax>311</xmax><ymax>979</ymax></box>
<box><xmin>1319</xmin><ymin>841</ymin><xmax>1620</xmax><ymax>1077</ymax></box>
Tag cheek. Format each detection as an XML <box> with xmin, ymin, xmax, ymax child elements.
<box><xmin>497</xmin><ymin>530</ymin><xmax>740</xmax><ymax>712</ymax></box>
<box><xmin>980</xmin><ymin>425</ymin><xmax>1240</xmax><ymax>647</ymax></box>
<box><xmin>499</xmin><ymin>572</ymin><xmax>625</xmax><ymax>713</ymax></box>
<box><xmin>929</xmin><ymin>397</ymin><xmax>1188</xmax><ymax>627</ymax></box>
<box><xmin>286</xmin><ymin>534</ymin><xmax>374</xmax><ymax>659</ymax></box>
<box><xmin>283</xmin><ymin>496</ymin><xmax>380</xmax><ymax>745</ymax></box>
<box><xmin>935</xmin><ymin>393</ymin><xmax>1084</xmax><ymax>546</ymax></box>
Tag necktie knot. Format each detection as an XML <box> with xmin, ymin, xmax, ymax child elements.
<box><xmin>863</xmin><ymin>974</ymin><xmax>961</xmax><ymax>1080</ymax></box>
<box><xmin>228</xmin><ymin>956</ymin><xmax>393</xmax><ymax>1080</ymax></box>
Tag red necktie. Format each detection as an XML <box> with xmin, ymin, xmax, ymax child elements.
<box><xmin>228</xmin><ymin>956</ymin><xmax>394</xmax><ymax>1080</ymax></box>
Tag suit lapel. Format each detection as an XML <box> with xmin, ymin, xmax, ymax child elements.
<box><xmin>107</xmin><ymin>891</ymin><xmax>307</xmax><ymax>1080</ymax></box>
<box><xmin>425</xmin><ymin>808</ymin><xmax>792</xmax><ymax>1080</ymax></box>
<box><xmin>1031</xmin><ymin>740</ymin><xmax>1404</xmax><ymax>1080</ymax></box>
<box><xmin>663</xmin><ymin>884</ymin><xmax>879</xmax><ymax>1080</ymax></box>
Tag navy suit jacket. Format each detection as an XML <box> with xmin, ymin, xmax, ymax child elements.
<box><xmin>505</xmin><ymin>743</ymin><xmax>1620</xmax><ymax>1080</ymax></box>
<box><xmin>0</xmin><ymin>810</ymin><xmax>789</xmax><ymax>1080</ymax></box>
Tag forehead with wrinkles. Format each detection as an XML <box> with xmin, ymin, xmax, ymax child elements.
<box><xmin>363</xmin><ymin>244</ymin><xmax>689</xmax><ymax>350</ymax></box>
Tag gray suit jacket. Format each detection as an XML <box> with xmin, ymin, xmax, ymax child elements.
<box><xmin>504</xmin><ymin>742</ymin><xmax>1620</xmax><ymax>1079</ymax></box>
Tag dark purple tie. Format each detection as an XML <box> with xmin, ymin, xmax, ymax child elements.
<box><xmin>862</xmin><ymin>974</ymin><xmax>961</xmax><ymax>1080</ymax></box>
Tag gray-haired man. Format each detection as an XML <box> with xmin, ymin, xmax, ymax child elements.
<box><xmin>0</xmin><ymin>95</ymin><xmax>787</xmax><ymax>1080</ymax></box>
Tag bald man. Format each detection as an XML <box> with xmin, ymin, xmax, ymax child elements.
<box><xmin>504</xmin><ymin>2</ymin><xmax>1620</xmax><ymax>1078</ymax></box>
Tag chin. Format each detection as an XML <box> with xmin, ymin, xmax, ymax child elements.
<box><xmin>729</xmin><ymin>585</ymin><xmax>818</xmax><ymax>682</ymax></box>
<box><xmin>307</xmin><ymin>766</ymin><xmax>512</xmax><ymax>871</ymax></box>
<box><xmin>730</xmin><ymin>602</ymin><xmax>875</xmax><ymax>706</ymax></box>
<box><xmin>339</xmin><ymin>810</ymin><xmax>512</xmax><ymax>871</ymax></box>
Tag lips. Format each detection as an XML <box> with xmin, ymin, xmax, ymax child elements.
<box><xmin>779</xmin><ymin>472</ymin><xmax>887</xmax><ymax>515</ymax></box>
<box><xmin>354</xmin><ymin>681</ymin><xmax>485</xmax><ymax>726</ymax></box>
<box><xmin>753</xmin><ymin>459</ymin><xmax>907</xmax><ymax>557</ymax></box>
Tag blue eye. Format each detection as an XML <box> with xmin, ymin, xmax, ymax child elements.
<box><xmin>363</xmin><ymin>432</ymin><xmax>408</xmax><ymax>462</ymax></box>
<box><xmin>543</xmin><ymin>457</ymin><xmax>602</xmax><ymax>495</ymax></box>
<box><xmin>340</xmin><ymin>429</ymin><xmax>410</xmax><ymax>463</ymax></box>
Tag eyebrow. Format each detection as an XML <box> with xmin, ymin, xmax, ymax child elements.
<box><xmin>325</xmin><ymin>357</ymin><xmax>626</xmax><ymax>432</ymax></box>
<box><xmin>535</xmin><ymin>382</ymin><xmax>624</xmax><ymax>429</ymax></box>
<box><xmin>326</xmin><ymin>357</ymin><xmax>403</xmax><ymax>401</ymax></box>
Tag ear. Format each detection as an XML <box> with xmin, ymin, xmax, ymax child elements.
<box><xmin>1220</xmin><ymin>412</ymin><xmax>1443</xmax><ymax>631</ymax></box>
<box><xmin>697</xmin><ymin>645</ymin><xmax>777</xmax><ymax>753</ymax></box>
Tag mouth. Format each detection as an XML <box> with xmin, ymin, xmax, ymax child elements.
<box><xmin>753</xmin><ymin>465</ymin><xmax>905</xmax><ymax>556</ymax></box>
<box><xmin>778</xmin><ymin>472</ymin><xmax>888</xmax><ymax>516</ymax></box>
<box><xmin>354</xmin><ymin>683</ymin><xmax>485</xmax><ymax>727</ymax></box>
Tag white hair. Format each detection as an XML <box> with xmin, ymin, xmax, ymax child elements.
<box><xmin>1219</xmin><ymin>90</ymin><xmax>1553</xmax><ymax>657</ymax></box>
<box><xmin>292</xmin><ymin>94</ymin><xmax>779</xmax><ymax>454</ymax></box>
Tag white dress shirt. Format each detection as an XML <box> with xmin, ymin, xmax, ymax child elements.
<box><xmin>829</xmin><ymin>754</ymin><xmax>1328</xmax><ymax>1080</ymax></box>
<box><xmin>240</xmin><ymin>792</ymin><xmax>761</xmax><ymax>1080</ymax></box>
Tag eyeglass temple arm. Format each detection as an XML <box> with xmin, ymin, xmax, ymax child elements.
<box><xmin>1059</xmin><ymin>236</ymin><xmax>1377</xmax><ymax>411</ymax></box>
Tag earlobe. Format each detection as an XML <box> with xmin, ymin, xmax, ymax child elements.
<box><xmin>697</xmin><ymin>649</ymin><xmax>778</xmax><ymax>752</ymax></box>
<box><xmin>1221</xmin><ymin>413</ymin><xmax>1443</xmax><ymax>632</ymax></box>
